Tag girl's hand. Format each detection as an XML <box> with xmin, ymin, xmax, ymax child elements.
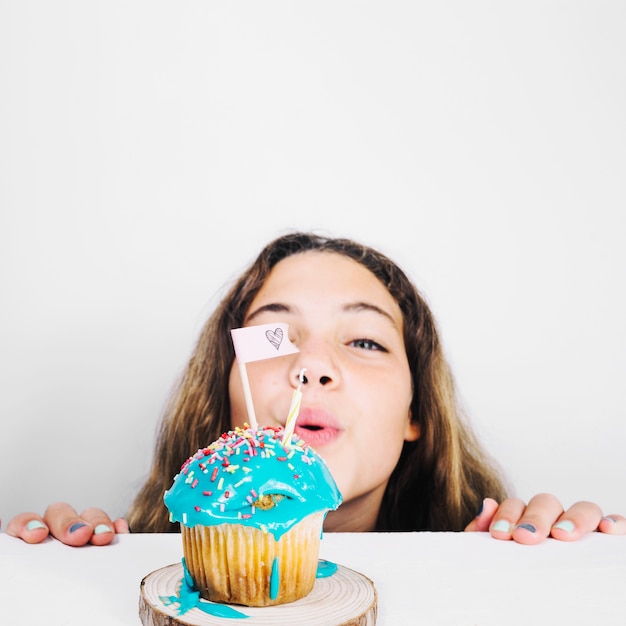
<box><xmin>465</xmin><ymin>494</ymin><xmax>626</xmax><ymax>543</ymax></box>
<box><xmin>4</xmin><ymin>502</ymin><xmax>129</xmax><ymax>546</ymax></box>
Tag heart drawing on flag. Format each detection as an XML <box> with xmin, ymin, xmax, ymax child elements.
<box><xmin>265</xmin><ymin>327</ymin><xmax>283</xmax><ymax>350</ymax></box>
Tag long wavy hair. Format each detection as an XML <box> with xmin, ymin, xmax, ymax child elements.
<box><xmin>126</xmin><ymin>231</ymin><xmax>508</xmax><ymax>533</ymax></box>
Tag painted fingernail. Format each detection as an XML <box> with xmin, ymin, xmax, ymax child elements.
<box><xmin>492</xmin><ymin>520</ymin><xmax>511</xmax><ymax>533</ymax></box>
<box><xmin>94</xmin><ymin>524</ymin><xmax>113</xmax><ymax>535</ymax></box>
<box><xmin>69</xmin><ymin>522</ymin><xmax>89</xmax><ymax>533</ymax></box>
<box><xmin>554</xmin><ymin>519</ymin><xmax>576</xmax><ymax>533</ymax></box>
<box><xmin>26</xmin><ymin>520</ymin><xmax>47</xmax><ymax>531</ymax></box>
<box><xmin>476</xmin><ymin>499</ymin><xmax>484</xmax><ymax>517</ymax></box>
<box><xmin>516</xmin><ymin>522</ymin><xmax>537</xmax><ymax>533</ymax></box>
<box><xmin>603</xmin><ymin>516</ymin><xmax>617</xmax><ymax>523</ymax></box>
<box><xmin>553</xmin><ymin>520</ymin><xmax>575</xmax><ymax>533</ymax></box>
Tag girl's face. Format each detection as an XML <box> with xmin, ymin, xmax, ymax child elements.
<box><xmin>228</xmin><ymin>251</ymin><xmax>419</xmax><ymax>530</ymax></box>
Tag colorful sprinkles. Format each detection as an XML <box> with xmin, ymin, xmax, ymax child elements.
<box><xmin>178</xmin><ymin>425</ymin><xmax>315</xmax><ymax>477</ymax></box>
<box><xmin>163</xmin><ymin>425</ymin><xmax>342</xmax><ymax>538</ymax></box>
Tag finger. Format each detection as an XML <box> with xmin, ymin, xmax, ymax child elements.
<box><xmin>113</xmin><ymin>518</ymin><xmax>130</xmax><ymax>534</ymax></box>
<box><xmin>488</xmin><ymin>497</ymin><xmax>527</xmax><ymax>540</ymax></box>
<box><xmin>550</xmin><ymin>501</ymin><xmax>603</xmax><ymax>541</ymax></box>
<box><xmin>79</xmin><ymin>507</ymin><xmax>119</xmax><ymax>546</ymax></box>
<box><xmin>512</xmin><ymin>493</ymin><xmax>564</xmax><ymax>545</ymax></box>
<box><xmin>598</xmin><ymin>514</ymin><xmax>626</xmax><ymax>535</ymax></box>
<box><xmin>464</xmin><ymin>498</ymin><xmax>499</xmax><ymax>532</ymax></box>
<box><xmin>5</xmin><ymin>512</ymin><xmax>50</xmax><ymax>544</ymax></box>
<box><xmin>43</xmin><ymin>502</ymin><xmax>94</xmax><ymax>547</ymax></box>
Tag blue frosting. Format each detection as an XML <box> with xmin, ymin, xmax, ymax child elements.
<box><xmin>163</xmin><ymin>425</ymin><xmax>342</xmax><ymax>539</ymax></box>
<box><xmin>160</xmin><ymin>558</ymin><xmax>249</xmax><ymax>619</ymax></box>
<box><xmin>160</xmin><ymin>558</ymin><xmax>339</xmax><ymax>619</ymax></box>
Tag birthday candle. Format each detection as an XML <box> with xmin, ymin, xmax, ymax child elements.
<box><xmin>282</xmin><ymin>368</ymin><xmax>306</xmax><ymax>445</ymax></box>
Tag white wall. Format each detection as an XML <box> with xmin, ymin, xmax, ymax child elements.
<box><xmin>2</xmin><ymin>1</ymin><xmax>625</xmax><ymax>527</ymax></box>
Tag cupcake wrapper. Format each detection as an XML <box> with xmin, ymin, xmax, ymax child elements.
<box><xmin>182</xmin><ymin>511</ymin><xmax>325</xmax><ymax>607</ymax></box>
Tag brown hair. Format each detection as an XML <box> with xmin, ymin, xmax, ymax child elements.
<box><xmin>126</xmin><ymin>231</ymin><xmax>507</xmax><ymax>533</ymax></box>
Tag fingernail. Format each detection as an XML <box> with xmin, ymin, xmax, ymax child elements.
<box><xmin>603</xmin><ymin>516</ymin><xmax>617</xmax><ymax>523</ymax></box>
<box><xmin>516</xmin><ymin>522</ymin><xmax>537</xmax><ymax>533</ymax></box>
<box><xmin>94</xmin><ymin>524</ymin><xmax>113</xmax><ymax>535</ymax></box>
<box><xmin>26</xmin><ymin>520</ymin><xmax>47</xmax><ymax>531</ymax></box>
<box><xmin>553</xmin><ymin>520</ymin><xmax>575</xmax><ymax>534</ymax></box>
<box><xmin>69</xmin><ymin>522</ymin><xmax>89</xmax><ymax>533</ymax></box>
<box><xmin>476</xmin><ymin>499</ymin><xmax>484</xmax><ymax>517</ymax></box>
<box><xmin>492</xmin><ymin>520</ymin><xmax>511</xmax><ymax>533</ymax></box>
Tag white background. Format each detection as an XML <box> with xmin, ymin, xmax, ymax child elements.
<box><xmin>1</xmin><ymin>1</ymin><xmax>625</xmax><ymax>527</ymax></box>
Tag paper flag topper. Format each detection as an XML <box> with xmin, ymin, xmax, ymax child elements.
<box><xmin>230</xmin><ymin>322</ymin><xmax>299</xmax><ymax>363</ymax></box>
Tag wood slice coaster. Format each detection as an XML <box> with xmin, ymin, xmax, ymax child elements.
<box><xmin>139</xmin><ymin>561</ymin><xmax>377</xmax><ymax>625</ymax></box>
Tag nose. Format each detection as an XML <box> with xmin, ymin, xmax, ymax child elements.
<box><xmin>297</xmin><ymin>371</ymin><xmax>332</xmax><ymax>386</ymax></box>
<box><xmin>290</xmin><ymin>339</ymin><xmax>337</xmax><ymax>388</ymax></box>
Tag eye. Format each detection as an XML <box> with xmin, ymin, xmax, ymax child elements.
<box><xmin>349</xmin><ymin>338</ymin><xmax>387</xmax><ymax>352</ymax></box>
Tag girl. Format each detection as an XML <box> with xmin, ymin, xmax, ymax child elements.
<box><xmin>6</xmin><ymin>232</ymin><xmax>624</xmax><ymax>545</ymax></box>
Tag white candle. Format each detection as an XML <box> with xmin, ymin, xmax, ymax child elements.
<box><xmin>237</xmin><ymin>361</ymin><xmax>258</xmax><ymax>429</ymax></box>
<box><xmin>282</xmin><ymin>368</ymin><xmax>306</xmax><ymax>445</ymax></box>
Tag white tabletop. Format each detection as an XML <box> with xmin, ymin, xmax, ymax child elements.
<box><xmin>1</xmin><ymin>531</ymin><xmax>625</xmax><ymax>625</ymax></box>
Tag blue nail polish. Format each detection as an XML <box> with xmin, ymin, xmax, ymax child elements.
<box><xmin>476</xmin><ymin>500</ymin><xmax>484</xmax><ymax>517</ymax></box>
<box><xmin>69</xmin><ymin>522</ymin><xmax>88</xmax><ymax>533</ymax></box>
<box><xmin>517</xmin><ymin>522</ymin><xmax>536</xmax><ymax>533</ymax></box>
<box><xmin>603</xmin><ymin>516</ymin><xmax>617</xmax><ymax>523</ymax></box>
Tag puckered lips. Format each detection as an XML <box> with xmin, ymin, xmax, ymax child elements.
<box><xmin>293</xmin><ymin>407</ymin><xmax>342</xmax><ymax>448</ymax></box>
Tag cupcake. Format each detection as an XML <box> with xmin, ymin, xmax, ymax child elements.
<box><xmin>163</xmin><ymin>425</ymin><xmax>342</xmax><ymax>607</ymax></box>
